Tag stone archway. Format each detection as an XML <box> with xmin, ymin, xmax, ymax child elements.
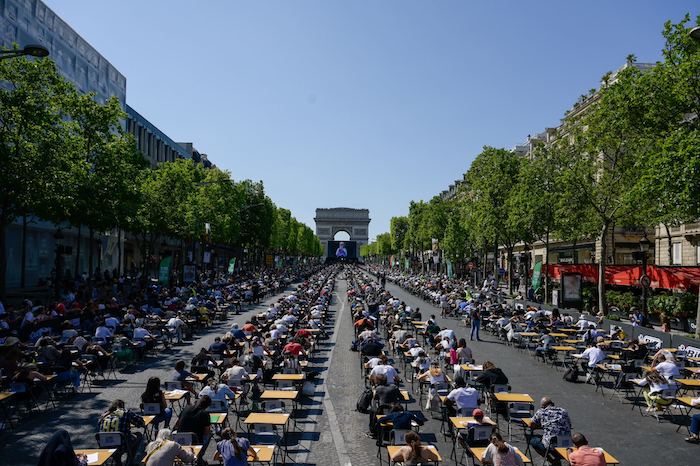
<box><xmin>314</xmin><ymin>208</ymin><xmax>370</xmax><ymax>261</ymax></box>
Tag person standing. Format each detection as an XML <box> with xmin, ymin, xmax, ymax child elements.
<box><xmin>470</xmin><ymin>306</ymin><xmax>482</xmax><ymax>341</ymax></box>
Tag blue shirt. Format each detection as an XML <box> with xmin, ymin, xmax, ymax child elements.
<box><xmin>218</xmin><ymin>437</ymin><xmax>251</xmax><ymax>466</ymax></box>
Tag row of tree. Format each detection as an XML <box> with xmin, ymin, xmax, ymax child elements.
<box><xmin>0</xmin><ymin>55</ymin><xmax>320</xmax><ymax>297</ymax></box>
<box><xmin>365</xmin><ymin>15</ymin><xmax>700</xmax><ymax>315</ymax></box>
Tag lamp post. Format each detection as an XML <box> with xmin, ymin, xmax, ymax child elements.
<box><xmin>689</xmin><ymin>26</ymin><xmax>700</xmax><ymax>337</ymax></box>
<box><xmin>0</xmin><ymin>44</ymin><xmax>49</xmax><ymax>61</ymax></box>
<box><xmin>639</xmin><ymin>235</ymin><xmax>650</xmax><ymax>316</ymax></box>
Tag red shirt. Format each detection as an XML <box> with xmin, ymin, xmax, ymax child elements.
<box><xmin>295</xmin><ymin>329</ymin><xmax>311</xmax><ymax>338</ymax></box>
<box><xmin>283</xmin><ymin>342</ymin><xmax>303</xmax><ymax>356</ymax></box>
<box><xmin>568</xmin><ymin>446</ymin><xmax>606</xmax><ymax>466</ymax></box>
<box><xmin>242</xmin><ymin>323</ymin><xmax>257</xmax><ymax>333</ymax></box>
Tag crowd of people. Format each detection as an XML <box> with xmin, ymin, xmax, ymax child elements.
<box><xmin>1</xmin><ymin>262</ymin><xmax>337</xmax><ymax>465</ymax></box>
<box><xmin>346</xmin><ymin>266</ymin><xmax>618</xmax><ymax>466</ymax></box>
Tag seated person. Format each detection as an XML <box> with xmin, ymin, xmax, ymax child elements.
<box><xmin>444</xmin><ymin>379</ymin><xmax>480</xmax><ymax>416</ymax></box>
<box><xmin>685</xmin><ymin>397</ymin><xmax>700</xmax><ymax>443</ymax></box>
<box><xmin>369</xmin><ymin>355</ymin><xmax>401</xmax><ymax>386</ymax></box>
<box><xmin>98</xmin><ymin>399</ymin><xmax>145</xmax><ymax>466</ymax></box>
<box><xmin>579</xmin><ymin>339</ymin><xmax>607</xmax><ymax>382</ymax></box>
<box><xmin>475</xmin><ymin>361</ymin><xmax>509</xmax><ymax>389</ymax></box>
<box><xmin>480</xmin><ymin>432</ymin><xmax>524</xmax><ymax>466</ymax></box>
<box><xmin>141</xmin><ymin>376</ymin><xmax>173</xmax><ymax>428</ymax></box>
<box><xmin>637</xmin><ymin>369</ymin><xmax>674</xmax><ymax>413</ymax></box>
<box><xmin>389</xmin><ymin>431</ymin><xmax>440</xmax><ymax>465</ymax></box>
<box><xmin>567</xmin><ymin>432</ymin><xmax>606</xmax><ymax>466</ymax></box>
<box><xmin>529</xmin><ymin>397</ymin><xmax>572</xmax><ymax>461</ymax></box>
<box><xmin>176</xmin><ymin>395</ymin><xmax>212</xmax><ymax>445</ymax></box>
<box><xmin>172</xmin><ymin>360</ymin><xmax>196</xmax><ymax>394</ymax></box>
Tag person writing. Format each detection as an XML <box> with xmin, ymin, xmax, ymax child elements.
<box><xmin>567</xmin><ymin>432</ymin><xmax>606</xmax><ymax>466</ymax></box>
<box><xmin>529</xmin><ymin>397</ymin><xmax>572</xmax><ymax>462</ymax></box>
<box><xmin>143</xmin><ymin>429</ymin><xmax>196</xmax><ymax>466</ymax></box>
<box><xmin>389</xmin><ymin>431</ymin><xmax>440</xmax><ymax>465</ymax></box>
<box><xmin>481</xmin><ymin>432</ymin><xmax>524</xmax><ymax>466</ymax></box>
<box><xmin>217</xmin><ymin>427</ymin><xmax>257</xmax><ymax>466</ymax></box>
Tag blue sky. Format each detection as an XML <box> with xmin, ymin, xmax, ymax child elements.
<box><xmin>46</xmin><ymin>0</ymin><xmax>697</xmax><ymax>240</ymax></box>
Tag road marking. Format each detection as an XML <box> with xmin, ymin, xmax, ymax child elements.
<box><xmin>323</xmin><ymin>291</ymin><xmax>353</xmax><ymax>466</ymax></box>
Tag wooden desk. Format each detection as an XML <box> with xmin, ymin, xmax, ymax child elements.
<box><xmin>186</xmin><ymin>373</ymin><xmax>209</xmax><ymax>382</ymax></box>
<box><xmin>676</xmin><ymin>379</ymin><xmax>700</xmax><ymax>390</ymax></box>
<box><xmin>555</xmin><ymin>447</ymin><xmax>619</xmax><ymax>464</ymax></box>
<box><xmin>494</xmin><ymin>393</ymin><xmax>534</xmax><ymax>403</ymax></box>
<box><xmin>250</xmin><ymin>445</ymin><xmax>275</xmax><ymax>463</ymax></box>
<box><xmin>260</xmin><ymin>390</ymin><xmax>299</xmax><ymax>400</ymax></box>
<box><xmin>460</xmin><ymin>364</ymin><xmax>484</xmax><ymax>371</ymax></box>
<box><xmin>272</xmin><ymin>373</ymin><xmax>305</xmax><ymax>381</ymax></box>
<box><xmin>387</xmin><ymin>444</ymin><xmax>442</xmax><ymax>463</ymax></box>
<box><xmin>0</xmin><ymin>392</ymin><xmax>14</xmax><ymax>402</ymax></box>
<box><xmin>675</xmin><ymin>396</ymin><xmax>699</xmax><ymax>408</ymax></box>
<box><xmin>400</xmin><ymin>390</ymin><xmax>411</xmax><ymax>402</ymax></box>
<box><xmin>551</xmin><ymin>346</ymin><xmax>577</xmax><ymax>352</ymax></box>
<box><xmin>661</xmin><ymin>348</ymin><xmax>678</xmax><ymax>353</ymax></box>
<box><xmin>450</xmin><ymin>416</ymin><xmax>497</xmax><ymax>429</ymax></box>
<box><xmin>244</xmin><ymin>412</ymin><xmax>290</xmax><ymax>426</ymax></box>
<box><xmin>519</xmin><ymin>332</ymin><xmax>539</xmax><ymax>338</ymax></box>
<box><xmin>164</xmin><ymin>389</ymin><xmax>188</xmax><ymax>401</ymax></box>
<box><xmin>468</xmin><ymin>446</ymin><xmax>530</xmax><ymax>464</ymax></box>
<box><xmin>74</xmin><ymin>449</ymin><xmax>117</xmax><ymax>466</ymax></box>
<box><xmin>550</xmin><ymin>333</ymin><xmax>567</xmax><ymax>338</ymax></box>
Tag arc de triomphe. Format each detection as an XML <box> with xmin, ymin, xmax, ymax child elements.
<box><xmin>314</xmin><ymin>208</ymin><xmax>370</xmax><ymax>260</ymax></box>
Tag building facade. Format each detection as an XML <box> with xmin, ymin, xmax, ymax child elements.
<box><xmin>1</xmin><ymin>0</ymin><xmax>201</xmax><ymax>293</ymax></box>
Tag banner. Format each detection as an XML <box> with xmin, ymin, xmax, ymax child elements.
<box><xmin>183</xmin><ymin>265</ymin><xmax>196</xmax><ymax>284</ymax></box>
<box><xmin>447</xmin><ymin>260</ymin><xmax>454</xmax><ymax>278</ymax></box>
<box><xmin>405</xmin><ymin>258</ymin><xmax>410</xmax><ymax>270</ymax></box>
<box><xmin>531</xmin><ymin>261</ymin><xmax>543</xmax><ymax>292</ymax></box>
<box><xmin>158</xmin><ymin>256</ymin><xmax>172</xmax><ymax>285</ymax></box>
<box><xmin>227</xmin><ymin>258</ymin><xmax>236</xmax><ymax>274</ymax></box>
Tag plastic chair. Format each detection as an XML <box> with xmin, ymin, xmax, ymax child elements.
<box><xmin>172</xmin><ymin>431</ymin><xmax>196</xmax><ymax>445</ymax></box>
<box><xmin>507</xmin><ymin>402</ymin><xmax>534</xmax><ymax>443</ymax></box>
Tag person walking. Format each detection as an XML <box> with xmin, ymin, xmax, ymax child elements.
<box><xmin>470</xmin><ymin>306</ymin><xmax>482</xmax><ymax>341</ymax></box>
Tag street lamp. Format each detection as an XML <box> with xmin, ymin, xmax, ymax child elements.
<box><xmin>0</xmin><ymin>44</ymin><xmax>49</xmax><ymax>61</ymax></box>
<box><xmin>53</xmin><ymin>229</ymin><xmax>64</xmax><ymax>298</ymax></box>
<box><xmin>690</xmin><ymin>26</ymin><xmax>700</xmax><ymax>41</ymax></box>
<box><xmin>639</xmin><ymin>235</ymin><xmax>651</xmax><ymax>315</ymax></box>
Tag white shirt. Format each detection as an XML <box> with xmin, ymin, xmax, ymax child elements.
<box><xmin>446</xmin><ymin>386</ymin><xmax>479</xmax><ymax>409</ymax></box>
<box><xmin>168</xmin><ymin>317</ymin><xmax>185</xmax><ymax>329</ymax></box>
<box><xmin>95</xmin><ymin>326</ymin><xmax>113</xmax><ymax>339</ymax></box>
<box><xmin>223</xmin><ymin>366</ymin><xmax>248</xmax><ymax>383</ymax></box>
<box><xmin>133</xmin><ymin>327</ymin><xmax>151</xmax><ymax>339</ymax></box>
<box><xmin>366</xmin><ymin>357</ymin><xmax>382</xmax><ymax>368</ymax></box>
<box><xmin>370</xmin><ymin>364</ymin><xmax>398</xmax><ymax>385</ymax></box>
<box><xmin>105</xmin><ymin>316</ymin><xmax>120</xmax><ymax>328</ymax></box>
<box><xmin>655</xmin><ymin>361</ymin><xmax>680</xmax><ymax>380</ymax></box>
<box><xmin>581</xmin><ymin>346</ymin><xmax>606</xmax><ymax>367</ymax></box>
<box><xmin>438</xmin><ymin>329</ymin><xmax>456</xmax><ymax>341</ymax></box>
<box><xmin>408</xmin><ymin>347</ymin><xmax>424</xmax><ymax>357</ymax></box>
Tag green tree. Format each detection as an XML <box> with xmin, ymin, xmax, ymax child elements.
<box><xmin>390</xmin><ymin>216</ymin><xmax>409</xmax><ymax>253</ymax></box>
<box><xmin>0</xmin><ymin>56</ymin><xmax>78</xmax><ymax>297</ymax></box>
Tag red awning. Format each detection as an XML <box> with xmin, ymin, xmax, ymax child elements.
<box><xmin>544</xmin><ymin>264</ymin><xmax>700</xmax><ymax>292</ymax></box>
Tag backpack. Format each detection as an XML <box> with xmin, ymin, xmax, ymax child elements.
<box><xmin>356</xmin><ymin>388</ymin><xmax>373</xmax><ymax>413</ymax></box>
<box><xmin>562</xmin><ymin>366</ymin><xmax>579</xmax><ymax>383</ymax></box>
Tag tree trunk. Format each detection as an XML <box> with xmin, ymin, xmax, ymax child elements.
<box><xmin>598</xmin><ymin>223</ymin><xmax>610</xmax><ymax>314</ymax></box>
<box><xmin>507</xmin><ymin>247</ymin><xmax>514</xmax><ymax>295</ymax></box>
<box><xmin>0</xmin><ymin>219</ymin><xmax>7</xmax><ymax>300</ymax></box>
<box><xmin>572</xmin><ymin>240</ymin><xmax>578</xmax><ymax>264</ymax></box>
<box><xmin>544</xmin><ymin>230</ymin><xmax>550</xmax><ymax>304</ymax></box>
<box><xmin>20</xmin><ymin>214</ymin><xmax>27</xmax><ymax>288</ymax></box>
<box><xmin>74</xmin><ymin>224</ymin><xmax>82</xmax><ymax>280</ymax></box>
<box><xmin>88</xmin><ymin>227</ymin><xmax>94</xmax><ymax>281</ymax></box>
<box><xmin>117</xmin><ymin>228</ymin><xmax>122</xmax><ymax>276</ymax></box>
<box><xmin>610</xmin><ymin>220</ymin><xmax>617</xmax><ymax>265</ymax></box>
<box><xmin>664</xmin><ymin>223</ymin><xmax>673</xmax><ymax>265</ymax></box>
<box><xmin>493</xmin><ymin>237</ymin><xmax>499</xmax><ymax>280</ymax></box>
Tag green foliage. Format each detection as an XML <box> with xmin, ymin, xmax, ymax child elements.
<box><xmin>605</xmin><ymin>290</ymin><xmax>640</xmax><ymax>311</ymax></box>
<box><xmin>648</xmin><ymin>292</ymin><xmax>697</xmax><ymax>317</ymax></box>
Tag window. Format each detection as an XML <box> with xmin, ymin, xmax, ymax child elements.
<box><xmin>672</xmin><ymin>242</ymin><xmax>682</xmax><ymax>265</ymax></box>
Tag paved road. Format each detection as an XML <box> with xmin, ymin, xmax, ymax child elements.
<box><xmin>373</xmin><ymin>278</ymin><xmax>697</xmax><ymax>466</ymax></box>
<box><xmin>4</xmin><ymin>272</ymin><xmax>696</xmax><ymax>465</ymax></box>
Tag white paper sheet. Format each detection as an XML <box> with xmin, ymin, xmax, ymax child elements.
<box><xmin>86</xmin><ymin>453</ymin><xmax>99</xmax><ymax>464</ymax></box>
